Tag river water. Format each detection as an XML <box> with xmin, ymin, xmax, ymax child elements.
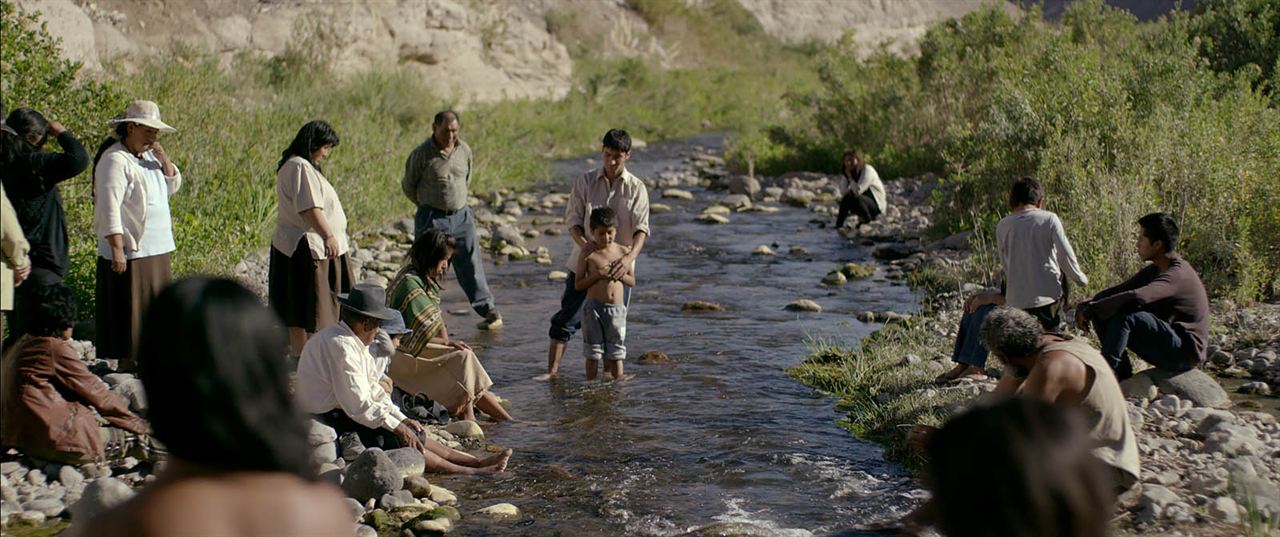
<box><xmin>429</xmin><ymin>134</ymin><xmax>926</xmax><ymax>536</ymax></box>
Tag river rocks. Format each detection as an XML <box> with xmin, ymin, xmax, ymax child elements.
<box><xmin>701</xmin><ymin>205</ymin><xmax>732</xmax><ymax>216</ymax></box>
<box><xmin>729</xmin><ymin>175</ymin><xmax>762</xmax><ymax>198</ymax></box>
<box><xmin>69</xmin><ymin>477</ymin><xmax>134</xmax><ymax>522</ymax></box>
<box><xmin>1120</xmin><ymin>374</ymin><xmax>1159</xmax><ymax>401</ymax></box>
<box><xmin>872</xmin><ymin>243</ymin><xmax>917</xmax><ymax>261</ymax></box>
<box><xmin>1207</xmin><ymin>496</ymin><xmax>1241</xmax><ymax>523</ymax></box>
<box><xmin>1133</xmin><ymin>369</ymin><xmax>1231</xmax><ymax>409</ymax></box>
<box><xmin>548</xmin><ymin>271</ymin><xmax>569</xmax><ymax>282</ymax></box>
<box><xmin>404</xmin><ymin>475</ymin><xmax>433</xmax><ymax>499</ymax></box>
<box><xmin>57</xmin><ymin>467</ymin><xmax>84</xmax><ymax>490</ymax></box>
<box><xmin>662</xmin><ymin>188</ymin><xmax>694</xmax><ymax>200</ymax></box>
<box><xmin>109</xmin><ymin>377</ymin><xmax>148</xmax><ymax>413</ymax></box>
<box><xmin>385</xmin><ymin>448</ymin><xmax>427</xmax><ymax>478</ymax></box>
<box><xmin>426</xmin><ymin>484</ymin><xmax>457</xmax><ymax>505</ymax></box>
<box><xmin>355</xmin><ymin>524</ymin><xmax>378</xmax><ymax>537</ymax></box>
<box><xmin>781</xmin><ymin>188</ymin><xmax>813</xmax><ymax>207</ymax></box>
<box><xmin>444</xmin><ymin>420</ymin><xmax>484</xmax><ymax>439</ymax></box>
<box><xmin>682</xmin><ymin>301</ymin><xmax>725</xmax><ymax>312</ymax></box>
<box><xmin>413</xmin><ymin>516</ymin><xmax>453</xmax><ymax>533</ymax></box>
<box><xmin>785</xmin><ymin>299</ymin><xmax>822</xmax><ymax>312</ymax></box>
<box><xmin>343</xmin><ymin>448</ymin><xmax>404</xmax><ymax>503</ymax></box>
<box><xmin>640</xmin><ymin>351</ymin><xmax>672</xmax><ymax>364</ymax></box>
<box><xmin>752</xmin><ymin>245</ymin><xmax>775</xmax><ymax>256</ymax></box>
<box><xmin>840</xmin><ymin>262</ymin><xmax>876</xmax><ymax>279</ymax></box>
<box><xmin>379</xmin><ymin>489</ymin><xmax>415</xmax><ymax>510</ymax></box>
<box><xmin>696</xmin><ymin>213</ymin><xmax>730</xmax><ymax>224</ymax></box>
<box><xmin>650</xmin><ymin>203</ymin><xmax>672</xmax><ymax>213</ymax></box>
<box><xmin>491</xmin><ymin>223</ymin><xmax>526</xmax><ymax>249</ymax></box>
<box><xmin>1238</xmin><ymin>381</ymin><xmax>1271</xmax><ymax>395</ymax></box>
<box><xmin>822</xmin><ymin>271</ymin><xmax>847</xmax><ymax>285</ymax></box>
<box><xmin>475</xmin><ymin>502</ymin><xmax>520</xmax><ymax>519</ymax></box>
<box><xmin>718</xmin><ymin>194</ymin><xmax>752</xmax><ymax>210</ymax></box>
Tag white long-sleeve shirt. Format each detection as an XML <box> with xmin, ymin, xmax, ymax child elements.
<box><xmin>296</xmin><ymin>321</ymin><xmax>407</xmax><ymax>431</ymax></box>
<box><xmin>996</xmin><ymin>208</ymin><xmax>1089</xmax><ymax>309</ymax></box>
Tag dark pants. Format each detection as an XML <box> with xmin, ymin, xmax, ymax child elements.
<box><xmin>414</xmin><ymin>206</ymin><xmax>494</xmax><ymax>317</ymax></box>
<box><xmin>837</xmin><ymin>191</ymin><xmax>881</xmax><ymax>228</ymax></box>
<box><xmin>314</xmin><ymin>409</ymin><xmax>405</xmax><ymax>450</ymax></box>
<box><xmin>952</xmin><ymin>301</ymin><xmax>1062</xmax><ymax>368</ymax></box>
<box><xmin>548</xmin><ymin>271</ymin><xmax>632</xmax><ymax>342</ymax></box>
<box><xmin>5</xmin><ymin>266</ymin><xmax>61</xmax><ymax>342</ymax></box>
<box><xmin>1093</xmin><ymin>310</ymin><xmax>1198</xmax><ymax>381</ymax></box>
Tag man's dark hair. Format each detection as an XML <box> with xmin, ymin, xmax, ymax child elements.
<box><xmin>433</xmin><ymin>110</ymin><xmax>461</xmax><ymax>128</ymax></box>
<box><xmin>927</xmin><ymin>398</ymin><xmax>1116</xmax><ymax>537</ymax></box>
<box><xmin>277</xmin><ymin>120</ymin><xmax>340</xmax><ymax>171</ymax></box>
<box><xmin>980</xmin><ymin>307</ymin><xmax>1045</xmax><ymax>362</ymax></box>
<box><xmin>590</xmin><ymin>207</ymin><xmax>617</xmax><ymax>230</ymax></box>
<box><xmin>409</xmin><ymin>228</ymin><xmax>457</xmax><ymax>279</ymax></box>
<box><xmin>602</xmin><ymin>129</ymin><xmax>631</xmax><ymax>153</ymax></box>
<box><xmin>21</xmin><ymin>284</ymin><xmax>77</xmax><ymax>337</ymax></box>
<box><xmin>137</xmin><ymin>278</ymin><xmax>316</xmax><ymax>479</ymax></box>
<box><xmin>1137</xmin><ymin>212</ymin><xmax>1179</xmax><ymax>253</ymax></box>
<box><xmin>1009</xmin><ymin>176</ymin><xmax>1045</xmax><ymax>208</ymax></box>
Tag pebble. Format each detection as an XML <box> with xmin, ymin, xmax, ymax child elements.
<box><xmin>413</xmin><ymin>516</ymin><xmax>452</xmax><ymax>533</ymax></box>
<box><xmin>752</xmin><ymin>245</ymin><xmax>775</xmax><ymax>256</ymax></box>
<box><xmin>444</xmin><ymin>420</ymin><xmax>485</xmax><ymax>439</ymax></box>
<box><xmin>548</xmin><ymin>271</ymin><xmax>568</xmax><ymax>282</ymax></box>
<box><xmin>70</xmin><ymin>477</ymin><xmax>134</xmax><ymax>522</ymax></box>
<box><xmin>342</xmin><ymin>448</ymin><xmax>403</xmax><ymax>503</ymax></box>
<box><xmin>427</xmin><ymin>485</ymin><xmax>457</xmax><ymax>505</ymax></box>
<box><xmin>1207</xmin><ymin>496</ymin><xmax>1240</xmax><ymax>523</ymax></box>
<box><xmin>404</xmin><ymin>475</ymin><xmax>433</xmax><ymax>498</ymax></box>
<box><xmin>784</xmin><ymin>299</ymin><xmax>822</xmax><ymax>313</ymax></box>
<box><xmin>681</xmin><ymin>301</ymin><xmax>725</xmax><ymax>312</ymax></box>
<box><xmin>650</xmin><ymin>203</ymin><xmax>672</xmax><ymax>213</ymax></box>
<box><xmin>661</xmin><ymin>188</ymin><xmax>693</xmax><ymax>200</ymax></box>
<box><xmin>475</xmin><ymin>502</ymin><xmax>520</xmax><ymax>519</ymax></box>
<box><xmin>695</xmin><ymin>213</ymin><xmax>730</xmax><ymax>224</ymax></box>
<box><xmin>57</xmin><ymin>466</ymin><xmax>84</xmax><ymax>489</ymax></box>
<box><xmin>822</xmin><ymin>271</ymin><xmax>847</xmax><ymax>285</ymax></box>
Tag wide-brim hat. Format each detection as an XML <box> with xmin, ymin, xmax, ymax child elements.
<box><xmin>107</xmin><ymin>100</ymin><xmax>176</xmax><ymax>133</ymax></box>
<box><xmin>337</xmin><ymin>284</ymin><xmax>398</xmax><ymax>321</ymax></box>
<box><xmin>381</xmin><ymin>310</ymin><xmax>413</xmax><ymax>336</ymax></box>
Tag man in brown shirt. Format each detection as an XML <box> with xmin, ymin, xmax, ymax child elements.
<box><xmin>1075</xmin><ymin>213</ymin><xmax>1210</xmax><ymax>380</ymax></box>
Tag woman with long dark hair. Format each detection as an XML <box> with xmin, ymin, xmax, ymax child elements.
<box><xmin>0</xmin><ymin>106</ymin><xmax>90</xmax><ymax>336</ymax></box>
<box><xmin>387</xmin><ymin>229</ymin><xmax>513</xmax><ymax>422</ymax></box>
<box><xmin>92</xmin><ymin>100</ymin><xmax>184</xmax><ymax>370</ymax></box>
<box><xmin>78</xmin><ymin>278</ymin><xmax>353</xmax><ymax>536</ymax></box>
<box><xmin>268</xmin><ymin>120</ymin><xmax>352</xmax><ymax>358</ymax></box>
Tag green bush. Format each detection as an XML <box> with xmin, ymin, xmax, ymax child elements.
<box><xmin>735</xmin><ymin>0</ymin><xmax>1280</xmax><ymax>301</ymax></box>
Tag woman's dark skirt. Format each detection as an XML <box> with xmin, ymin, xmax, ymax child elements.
<box><xmin>95</xmin><ymin>253</ymin><xmax>173</xmax><ymax>370</ymax></box>
<box><xmin>268</xmin><ymin>237</ymin><xmax>353</xmax><ymax>333</ymax></box>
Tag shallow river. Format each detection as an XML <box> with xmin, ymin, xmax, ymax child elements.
<box><xmin>430</xmin><ymin>134</ymin><xmax>925</xmax><ymax>536</ymax></box>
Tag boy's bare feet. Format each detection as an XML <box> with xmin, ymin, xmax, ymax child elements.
<box><xmin>478</xmin><ymin>449</ymin><xmax>512</xmax><ymax>472</ymax></box>
<box><xmin>933</xmin><ymin>364</ymin><xmax>984</xmax><ymax>384</ymax></box>
<box><xmin>533</xmin><ymin>373</ymin><xmax>556</xmax><ymax>381</ymax></box>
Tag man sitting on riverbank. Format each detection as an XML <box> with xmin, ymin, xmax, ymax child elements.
<box><xmin>296</xmin><ymin>284</ymin><xmax>510</xmax><ymax>474</ymax></box>
<box><xmin>1074</xmin><ymin>213</ymin><xmax>1209</xmax><ymax>381</ymax></box>
<box><xmin>936</xmin><ymin>177</ymin><xmax>1089</xmax><ymax>383</ymax></box>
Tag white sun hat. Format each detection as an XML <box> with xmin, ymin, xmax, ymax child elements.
<box><xmin>107</xmin><ymin>100</ymin><xmax>176</xmax><ymax>133</ymax></box>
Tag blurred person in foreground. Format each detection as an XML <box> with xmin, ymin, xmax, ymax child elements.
<box><xmin>77</xmin><ymin>278</ymin><xmax>354</xmax><ymax>537</ymax></box>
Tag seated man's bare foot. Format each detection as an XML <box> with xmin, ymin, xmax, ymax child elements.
<box><xmin>478</xmin><ymin>449</ymin><xmax>513</xmax><ymax>472</ymax></box>
<box><xmin>933</xmin><ymin>363</ymin><xmax>968</xmax><ymax>384</ymax></box>
<box><xmin>949</xmin><ymin>365</ymin><xmax>988</xmax><ymax>383</ymax></box>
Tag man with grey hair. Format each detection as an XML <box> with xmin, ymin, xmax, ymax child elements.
<box><xmin>981</xmin><ymin>307</ymin><xmax>1140</xmax><ymax>491</ymax></box>
<box><xmin>402</xmin><ymin>110</ymin><xmax>502</xmax><ymax>330</ymax></box>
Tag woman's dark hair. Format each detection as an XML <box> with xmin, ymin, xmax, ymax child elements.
<box><xmin>136</xmin><ymin>277</ymin><xmax>315</xmax><ymax>479</ymax></box>
<box><xmin>1009</xmin><ymin>176</ymin><xmax>1046</xmax><ymax>208</ymax></box>
<box><xmin>1</xmin><ymin>108</ymin><xmax>50</xmax><ymax>167</ymax></box>
<box><xmin>602</xmin><ymin>128</ymin><xmax>631</xmax><ymax>153</ymax></box>
<box><xmin>91</xmin><ymin>122</ymin><xmax>130</xmax><ymax>172</ymax></box>
<box><xmin>408</xmin><ymin>228</ymin><xmax>456</xmax><ymax>279</ymax></box>
<box><xmin>927</xmin><ymin>398</ymin><xmax>1115</xmax><ymax>537</ymax></box>
<box><xmin>20</xmin><ymin>284</ymin><xmax>77</xmax><ymax>337</ymax></box>
<box><xmin>1137</xmin><ymin>212</ymin><xmax>1179</xmax><ymax>253</ymax></box>
<box><xmin>278</xmin><ymin>120</ymin><xmax>340</xmax><ymax>171</ymax></box>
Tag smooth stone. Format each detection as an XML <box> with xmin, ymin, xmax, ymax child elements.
<box><xmin>701</xmin><ymin>205</ymin><xmax>731</xmax><ymax>216</ymax></box>
<box><xmin>548</xmin><ymin>271</ymin><xmax>568</xmax><ymax>282</ymax></box>
<box><xmin>1207</xmin><ymin>496</ymin><xmax>1240</xmax><ymax>523</ymax></box>
<box><xmin>681</xmin><ymin>301</ymin><xmax>725</xmax><ymax>312</ymax></box>
<box><xmin>475</xmin><ymin>502</ymin><xmax>520</xmax><ymax>519</ymax></box>
<box><xmin>728</xmin><ymin>175</ymin><xmax>761</xmax><ymax>198</ymax></box>
<box><xmin>110</xmin><ymin>378</ymin><xmax>148</xmax><ymax>413</ymax></box>
<box><xmin>872</xmin><ymin>243</ymin><xmax>916</xmax><ymax>261</ymax></box>
<box><xmin>661</xmin><ymin>189</ymin><xmax>693</xmax><ymax>200</ymax></box>
<box><xmin>345</xmin><ymin>497</ymin><xmax>366</xmax><ymax>521</ymax></box>
<box><xmin>70</xmin><ymin>477</ymin><xmax>134</xmax><ymax>522</ymax></box>
<box><xmin>443</xmin><ymin>420</ymin><xmax>484</xmax><ymax>439</ymax></box>
<box><xmin>57</xmin><ymin>466</ymin><xmax>84</xmax><ymax>489</ymax></box>
<box><xmin>427</xmin><ymin>485</ymin><xmax>457</xmax><ymax>505</ymax></box>
<box><xmin>840</xmin><ymin>263</ymin><xmax>876</xmax><ymax>279</ymax></box>
<box><xmin>413</xmin><ymin>516</ymin><xmax>452</xmax><ymax>533</ymax></box>
<box><xmin>695</xmin><ymin>213</ymin><xmax>730</xmax><ymax>224</ymax></box>
<box><xmin>379</xmin><ymin>489</ymin><xmax>414</xmax><ymax>510</ymax></box>
<box><xmin>650</xmin><ymin>203</ymin><xmax>672</xmax><ymax>213</ymax></box>
<box><xmin>384</xmin><ymin>447</ymin><xmax>427</xmax><ymax>478</ymax></box>
<box><xmin>1238</xmin><ymin>381</ymin><xmax>1271</xmax><ymax>395</ymax></box>
<box><xmin>404</xmin><ymin>475</ymin><xmax>432</xmax><ymax>498</ymax></box>
<box><xmin>355</xmin><ymin>524</ymin><xmax>378</xmax><ymax>537</ymax></box>
<box><xmin>16</xmin><ymin>510</ymin><xmax>45</xmax><ymax>525</ymax></box>
<box><xmin>822</xmin><ymin>271</ymin><xmax>847</xmax><ymax>285</ymax></box>
<box><xmin>1119</xmin><ymin>374</ymin><xmax>1159</xmax><ymax>401</ymax></box>
<box><xmin>342</xmin><ymin>448</ymin><xmax>404</xmax><ymax>503</ymax></box>
<box><xmin>752</xmin><ymin>245</ymin><xmax>775</xmax><ymax>256</ymax></box>
<box><xmin>22</xmin><ymin>497</ymin><xmax>65</xmax><ymax>517</ymax></box>
<box><xmin>785</xmin><ymin>299</ymin><xmax>822</xmax><ymax>313</ymax></box>
<box><xmin>640</xmin><ymin>351</ymin><xmax>672</xmax><ymax>364</ymax></box>
<box><xmin>718</xmin><ymin>194</ymin><xmax>752</xmax><ymax>209</ymax></box>
<box><xmin>1133</xmin><ymin>369</ymin><xmax>1230</xmax><ymax>409</ymax></box>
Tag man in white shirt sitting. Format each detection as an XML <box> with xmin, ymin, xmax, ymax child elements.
<box><xmin>296</xmin><ymin>284</ymin><xmax>510</xmax><ymax>474</ymax></box>
<box><xmin>935</xmin><ymin>177</ymin><xmax>1090</xmax><ymax>383</ymax></box>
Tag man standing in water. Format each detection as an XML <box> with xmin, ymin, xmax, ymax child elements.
<box><xmin>402</xmin><ymin>111</ymin><xmax>503</xmax><ymax>330</ymax></box>
<box><xmin>540</xmin><ymin>129</ymin><xmax>650</xmax><ymax>379</ymax></box>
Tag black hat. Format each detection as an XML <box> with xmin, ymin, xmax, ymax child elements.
<box><xmin>337</xmin><ymin>284</ymin><xmax>397</xmax><ymax>321</ymax></box>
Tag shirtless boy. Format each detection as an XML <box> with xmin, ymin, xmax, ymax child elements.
<box><xmin>574</xmin><ymin>207</ymin><xmax>634</xmax><ymax>380</ymax></box>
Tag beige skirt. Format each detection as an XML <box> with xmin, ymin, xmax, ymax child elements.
<box><xmin>388</xmin><ymin>344</ymin><xmax>493</xmax><ymax>416</ymax></box>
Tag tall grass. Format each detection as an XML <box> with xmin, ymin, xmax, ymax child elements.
<box><xmin>2</xmin><ymin>1</ymin><xmax>818</xmax><ymax>313</ymax></box>
<box><xmin>731</xmin><ymin>0</ymin><xmax>1280</xmax><ymax>302</ymax></box>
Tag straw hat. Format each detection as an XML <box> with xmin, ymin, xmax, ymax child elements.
<box><xmin>107</xmin><ymin>100</ymin><xmax>176</xmax><ymax>132</ymax></box>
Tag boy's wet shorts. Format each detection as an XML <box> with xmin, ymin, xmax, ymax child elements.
<box><xmin>582</xmin><ymin>297</ymin><xmax>627</xmax><ymax>361</ymax></box>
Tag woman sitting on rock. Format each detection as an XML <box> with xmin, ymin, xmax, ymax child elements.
<box><xmin>79</xmin><ymin>278</ymin><xmax>353</xmax><ymax>537</ymax></box>
<box><xmin>387</xmin><ymin>229</ymin><xmax>513</xmax><ymax>422</ymax></box>
<box><xmin>0</xmin><ymin>284</ymin><xmax>148</xmax><ymax>464</ymax></box>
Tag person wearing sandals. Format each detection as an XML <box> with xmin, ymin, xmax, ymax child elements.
<box><xmin>0</xmin><ymin>284</ymin><xmax>148</xmax><ymax>465</ymax></box>
<box><xmin>296</xmin><ymin>283</ymin><xmax>511</xmax><ymax>474</ymax></box>
<box><xmin>92</xmin><ymin>100</ymin><xmax>183</xmax><ymax>371</ymax></box>
<box><xmin>935</xmin><ymin>177</ymin><xmax>1088</xmax><ymax>384</ymax></box>
<box><xmin>387</xmin><ymin>229</ymin><xmax>513</xmax><ymax>422</ymax></box>
<box><xmin>74</xmin><ymin>278</ymin><xmax>354</xmax><ymax>537</ymax></box>
<box><xmin>268</xmin><ymin>120</ymin><xmax>353</xmax><ymax>359</ymax></box>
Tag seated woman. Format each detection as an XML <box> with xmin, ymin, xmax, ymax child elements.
<box><xmin>387</xmin><ymin>229</ymin><xmax>513</xmax><ymax>422</ymax></box>
<box><xmin>78</xmin><ymin>278</ymin><xmax>354</xmax><ymax>537</ymax></box>
<box><xmin>0</xmin><ymin>284</ymin><xmax>147</xmax><ymax>464</ymax></box>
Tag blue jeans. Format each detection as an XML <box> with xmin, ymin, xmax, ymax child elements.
<box><xmin>548</xmin><ymin>271</ymin><xmax>631</xmax><ymax>342</ymax></box>
<box><xmin>1094</xmin><ymin>310</ymin><xmax>1197</xmax><ymax>381</ymax></box>
<box><xmin>952</xmin><ymin>304</ymin><xmax>996</xmax><ymax>367</ymax></box>
<box><xmin>414</xmin><ymin>206</ymin><xmax>494</xmax><ymax>317</ymax></box>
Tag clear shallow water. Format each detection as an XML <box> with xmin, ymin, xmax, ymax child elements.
<box><xmin>429</xmin><ymin>134</ymin><xmax>925</xmax><ymax>536</ymax></box>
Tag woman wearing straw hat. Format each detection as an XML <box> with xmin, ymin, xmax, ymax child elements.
<box><xmin>268</xmin><ymin>120</ymin><xmax>353</xmax><ymax>359</ymax></box>
<box><xmin>92</xmin><ymin>100</ymin><xmax>182</xmax><ymax>370</ymax></box>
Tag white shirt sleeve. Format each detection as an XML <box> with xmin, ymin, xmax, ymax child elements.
<box><xmin>1051</xmin><ymin>214</ymin><xmax>1089</xmax><ymax>287</ymax></box>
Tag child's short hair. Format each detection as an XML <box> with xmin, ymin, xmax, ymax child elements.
<box><xmin>602</xmin><ymin>129</ymin><xmax>631</xmax><ymax>153</ymax></box>
<box><xmin>590</xmin><ymin>207</ymin><xmax>617</xmax><ymax>230</ymax></box>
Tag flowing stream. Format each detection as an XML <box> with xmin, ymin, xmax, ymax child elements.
<box><xmin>428</xmin><ymin>134</ymin><xmax>925</xmax><ymax>536</ymax></box>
